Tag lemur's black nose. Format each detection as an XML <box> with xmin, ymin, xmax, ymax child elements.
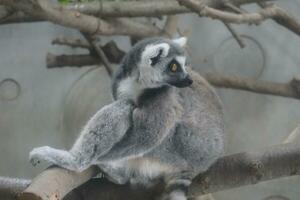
<box><xmin>185</xmin><ymin>74</ymin><xmax>193</xmax><ymax>85</ymax></box>
<box><xmin>173</xmin><ymin>74</ymin><xmax>193</xmax><ymax>88</ymax></box>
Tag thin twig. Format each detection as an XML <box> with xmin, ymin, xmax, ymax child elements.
<box><xmin>224</xmin><ymin>2</ymin><xmax>246</xmax><ymax>14</ymax></box>
<box><xmin>223</xmin><ymin>22</ymin><xmax>245</xmax><ymax>48</ymax></box>
<box><xmin>82</xmin><ymin>33</ymin><xmax>113</xmax><ymax>77</ymax></box>
<box><xmin>52</xmin><ymin>37</ymin><xmax>90</xmax><ymax>49</ymax></box>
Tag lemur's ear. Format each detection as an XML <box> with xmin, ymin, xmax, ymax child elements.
<box><xmin>172</xmin><ymin>37</ymin><xmax>187</xmax><ymax>47</ymax></box>
<box><xmin>142</xmin><ymin>43</ymin><xmax>170</xmax><ymax>66</ymax></box>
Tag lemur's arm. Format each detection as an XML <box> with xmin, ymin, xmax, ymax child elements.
<box><xmin>29</xmin><ymin>100</ymin><xmax>135</xmax><ymax>171</ymax></box>
<box><xmin>98</xmin><ymin>88</ymin><xmax>181</xmax><ymax>161</ymax></box>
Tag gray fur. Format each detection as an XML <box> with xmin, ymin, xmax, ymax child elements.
<box><xmin>29</xmin><ymin>37</ymin><xmax>224</xmax><ymax>200</ymax></box>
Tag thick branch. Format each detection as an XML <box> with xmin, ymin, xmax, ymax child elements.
<box><xmin>258</xmin><ymin>3</ymin><xmax>300</xmax><ymax>37</ymax></box>
<box><xmin>0</xmin><ymin>0</ymin><xmax>161</xmax><ymax>37</ymax></box>
<box><xmin>19</xmin><ymin>166</ymin><xmax>99</xmax><ymax>200</ymax></box>
<box><xmin>64</xmin><ymin>0</ymin><xmax>275</xmax><ymax>18</ymax></box>
<box><xmin>161</xmin><ymin>15</ymin><xmax>180</xmax><ymax>38</ymax></box>
<box><xmin>47</xmin><ymin>53</ymin><xmax>100</xmax><ymax>68</ymax></box>
<box><xmin>0</xmin><ymin>0</ymin><xmax>275</xmax><ymax>25</ymax></box>
<box><xmin>202</xmin><ymin>72</ymin><xmax>300</xmax><ymax>99</ymax></box>
<box><xmin>15</xmin><ymin>143</ymin><xmax>300</xmax><ymax>200</ymax></box>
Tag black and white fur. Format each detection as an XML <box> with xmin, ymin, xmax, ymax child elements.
<box><xmin>29</xmin><ymin>37</ymin><xmax>225</xmax><ymax>200</ymax></box>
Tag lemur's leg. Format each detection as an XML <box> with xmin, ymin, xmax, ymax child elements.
<box><xmin>29</xmin><ymin>146</ymin><xmax>85</xmax><ymax>171</ymax></box>
<box><xmin>29</xmin><ymin>132</ymin><xmax>98</xmax><ymax>171</ymax></box>
<box><xmin>29</xmin><ymin>130</ymin><xmax>101</xmax><ymax>172</ymax></box>
<box><xmin>162</xmin><ymin>172</ymin><xmax>193</xmax><ymax>200</ymax></box>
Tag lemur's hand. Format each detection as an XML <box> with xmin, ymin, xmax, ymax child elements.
<box><xmin>29</xmin><ymin>146</ymin><xmax>51</xmax><ymax>166</ymax></box>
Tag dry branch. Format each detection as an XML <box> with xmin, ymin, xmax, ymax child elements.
<box><xmin>18</xmin><ymin>166</ymin><xmax>99</xmax><ymax>200</ymax></box>
<box><xmin>202</xmin><ymin>72</ymin><xmax>300</xmax><ymax>99</ymax></box>
<box><xmin>82</xmin><ymin>33</ymin><xmax>113</xmax><ymax>77</ymax></box>
<box><xmin>2</xmin><ymin>0</ymin><xmax>300</xmax><ymax>40</ymax></box>
<box><xmin>52</xmin><ymin>37</ymin><xmax>90</xmax><ymax>49</ymax></box>
<box><xmin>162</xmin><ymin>15</ymin><xmax>180</xmax><ymax>38</ymax></box>
<box><xmin>14</xmin><ymin>143</ymin><xmax>300</xmax><ymax>200</ymax></box>
<box><xmin>0</xmin><ymin>0</ymin><xmax>161</xmax><ymax>38</ymax></box>
<box><xmin>0</xmin><ymin>0</ymin><xmax>275</xmax><ymax>24</ymax></box>
<box><xmin>257</xmin><ymin>2</ymin><xmax>300</xmax><ymax>37</ymax></box>
<box><xmin>47</xmin><ymin>53</ymin><xmax>100</xmax><ymax>68</ymax></box>
<box><xmin>223</xmin><ymin>22</ymin><xmax>245</xmax><ymax>48</ymax></box>
<box><xmin>64</xmin><ymin>0</ymin><xmax>275</xmax><ymax>18</ymax></box>
<box><xmin>0</xmin><ymin>0</ymin><xmax>276</xmax><ymax>25</ymax></box>
<box><xmin>177</xmin><ymin>0</ymin><xmax>278</xmax><ymax>24</ymax></box>
<box><xmin>177</xmin><ymin>0</ymin><xmax>300</xmax><ymax>38</ymax></box>
<box><xmin>47</xmin><ymin>40</ymin><xmax>125</xmax><ymax>68</ymax></box>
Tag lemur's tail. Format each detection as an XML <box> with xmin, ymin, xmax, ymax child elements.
<box><xmin>0</xmin><ymin>177</ymin><xmax>31</xmax><ymax>199</ymax></box>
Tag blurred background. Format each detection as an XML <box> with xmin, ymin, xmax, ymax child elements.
<box><xmin>0</xmin><ymin>1</ymin><xmax>300</xmax><ymax>200</ymax></box>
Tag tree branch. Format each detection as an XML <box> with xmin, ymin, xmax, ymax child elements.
<box><xmin>47</xmin><ymin>40</ymin><xmax>125</xmax><ymax>68</ymax></box>
<box><xmin>47</xmin><ymin>53</ymin><xmax>100</xmax><ymax>68</ymax></box>
<box><xmin>13</xmin><ymin>143</ymin><xmax>300</xmax><ymax>200</ymax></box>
<box><xmin>177</xmin><ymin>0</ymin><xmax>300</xmax><ymax>38</ymax></box>
<box><xmin>0</xmin><ymin>0</ymin><xmax>275</xmax><ymax>24</ymax></box>
<box><xmin>81</xmin><ymin>33</ymin><xmax>113</xmax><ymax>77</ymax></box>
<box><xmin>52</xmin><ymin>37</ymin><xmax>90</xmax><ymax>49</ymax></box>
<box><xmin>19</xmin><ymin>166</ymin><xmax>99</xmax><ymax>200</ymax></box>
<box><xmin>257</xmin><ymin>2</ymin><xmax>300</xmax><ymax>37</ymax></box>
<box><xmin>0</xmin><ymin>0</ymin><xmax>161</xmax><ymax>38</ymax></box>
<box><xmin>202</xmin><ymin>72</ymin><xmax>300</xmax><ymax>99</ymax></box>
<box><xmin>161</xmin><ymin>15</ymin><xmax>180</xmax><ymax>38</ymax></box>
<box><xmin>63</xmin><ymin>0</ymin><xmax>275</xmax><ymax>18</ymax></box>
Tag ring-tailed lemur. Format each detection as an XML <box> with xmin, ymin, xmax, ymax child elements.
<box><xmin>29</xmin><ymin>37</ymin><xmax>225</xmax><ymax>200</ymax></box>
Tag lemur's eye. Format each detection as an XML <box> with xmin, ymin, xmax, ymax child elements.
<box><xmin>170</xmin><ymin>63</ymin><xmax>178</xmax><ymax>72</ymax></box>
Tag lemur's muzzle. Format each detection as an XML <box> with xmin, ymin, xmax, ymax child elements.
<box><xmin>171</xmin><ymin>74</ymin><xmax>193</xmax><ymax>88</ymax></box>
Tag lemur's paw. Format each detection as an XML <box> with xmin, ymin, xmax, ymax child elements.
<box><xmin>30</xmin><ymin>156</ymin><xmax>41</xmax><ymax>166</ymax></box>
<box><xmin>29</xmin><ymin>146</ymin><xmax>51</xmax><ymax>166</ymax></box>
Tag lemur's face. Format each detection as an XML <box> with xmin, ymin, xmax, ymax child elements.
<box><xmin>139</xmin><ymin>37</ymin><xmax>193</xmax><ymax>88</ymax></box>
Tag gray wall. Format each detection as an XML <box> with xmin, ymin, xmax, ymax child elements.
<box><xmin>0</xmin><ymin>1</ymin><xmax>300</xmax><ymax>200</ymax></box>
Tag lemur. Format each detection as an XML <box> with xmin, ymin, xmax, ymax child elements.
<box><xmin>29</xmin><ymin>37</ymin><xmax>225</xmax><ymax>200</ymax></box>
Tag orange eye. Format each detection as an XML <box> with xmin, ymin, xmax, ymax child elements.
<box><xmin>170</xmin><ymin>63</ymin><xmax>178</xmax><ymax>72</ymax></box>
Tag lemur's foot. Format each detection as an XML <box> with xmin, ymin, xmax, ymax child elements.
<box><xmin>29</xmin><ymin>146</ymin><xmax>51</xmax><ymax>166</ymax></box>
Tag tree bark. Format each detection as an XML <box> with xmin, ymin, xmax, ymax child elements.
<box><xmin>10</xmin><ymin>143</ymin><xmax>300</xmax><ymax>200</ymax></box>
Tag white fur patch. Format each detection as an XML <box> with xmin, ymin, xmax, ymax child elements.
<box><xmin>168</xmin><ymin>179</ymin><xmax>191</xmax><ymax>187</ymax></box>
<box><xmin>173</xmin><ymin>37</ymin><xmax>187</xmax><ymax>47</ymax></box>
<box><xmin>132</xmin><ymin>159</ymin><xmax>174</xmax><ymax>179</ymax></box>
<box><xmin>139</xmin><ymin>65</ymin><xmax>163</xmax><ymax>89</ymax></box>
<box><xmin>169</xmin><ymin>191</ymin><xmax>187</xmax><ymax>200</ymax></box>
<box><xmin>175</xmin><ymin>56</ymin><xmax>187</xmax><ymax>73</ymax></box>
<box><xmin>118</xmin><ymin>77</ymin><xmax>142</xmax><ymax>101</ymax></box>
<box><xmin>141</xmin><ymin>43</ymin><xmax>170</xmax><ymax>66</ymax></box>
